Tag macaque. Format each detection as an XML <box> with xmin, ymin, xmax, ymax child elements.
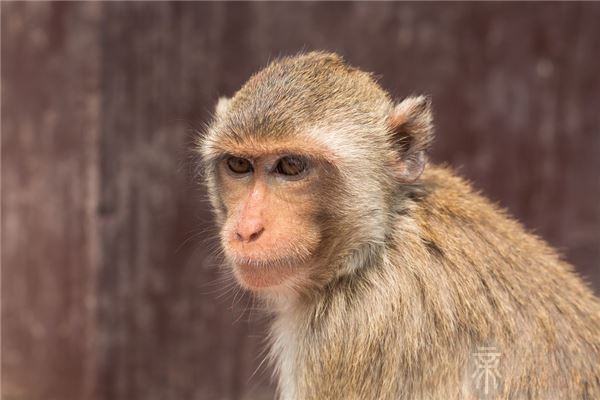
<box><xmin>198</xmin><ymin>52</ymin><xmax>600</xmax><ymax>399</ymax></box>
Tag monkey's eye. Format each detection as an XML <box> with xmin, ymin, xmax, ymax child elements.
<box><xmin>226</xmin><ymin>156</ymin><xmax>253</xmax><ymax>175</ymax></box>
<box><xmin>274</xmin><ymin>156</ymin><xmax>307</xmax><ymax>178</ymax></box>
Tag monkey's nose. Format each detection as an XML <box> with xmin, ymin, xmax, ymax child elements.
<box><xmin>235</xmin><ymin>221</ymin><xmax>265</xmax><ymax>243</ymax></box>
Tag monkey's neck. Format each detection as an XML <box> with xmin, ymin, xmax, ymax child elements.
<box><xmin>331</xmin><ymin>240</ymin><xmax>387</xmax><ymax>280</ymax></box>
<box><xmin>269</xmin><ymin>247</ymin><xmax>400</xmax><ymax>399</ymax></box>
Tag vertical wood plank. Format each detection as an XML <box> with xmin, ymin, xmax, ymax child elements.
<box><xmin>1</xmin><ymin>3</ymin><xmax>101</xmax><ymax>400</ymax></box>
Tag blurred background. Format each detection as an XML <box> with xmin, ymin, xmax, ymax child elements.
<box><xmin>2</xmin><ymin>2</ymin><xmax>599</xmax><ymax>400</ymax></box>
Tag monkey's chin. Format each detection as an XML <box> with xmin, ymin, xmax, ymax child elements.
<box><xmin>231</xmin><ymin>258</ymin><xmax>305</xmax><ymax>290</ymax></box>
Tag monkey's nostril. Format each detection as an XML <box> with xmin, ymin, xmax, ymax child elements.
<box><xmin>248</xmin><ymin>227</ymin><xmax>264</xmax><ymax>242</ymax></box>
<box><xmin>235</xmin><ymin>225</ymin><xmax>264</xmax><ymax>243</ymax></box>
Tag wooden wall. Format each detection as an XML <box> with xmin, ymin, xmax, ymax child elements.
<box><xmin>2</xmin><ymin>2</ymin><xmax>599</xmax><ymax>400</ymax></box>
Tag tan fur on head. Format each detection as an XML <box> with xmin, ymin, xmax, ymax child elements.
<box><xmin>199</xmin><ymin>51</ymin><xmax>600</xmax><ymax>400</ymax></box>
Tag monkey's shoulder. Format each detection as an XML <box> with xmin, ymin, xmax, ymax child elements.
<box><xmin>414</xmin><ymin>165</ymin><xmax>537</xmax><ymax>243</ymax></box>
<box><xmin>401</xmin><ymin>164</ymin><xmax>600</xmax><ymax>319</ymax></box>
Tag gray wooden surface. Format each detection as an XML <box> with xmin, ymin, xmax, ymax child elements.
<box><xmin>2</xmin><ymin>2</ymin><xmax>599</xmax><ymax>400</ymax></box>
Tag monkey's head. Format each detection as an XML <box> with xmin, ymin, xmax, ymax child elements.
<box><xmin>199</xmin><ymin>52</ymin><xmax>433</xmax><ymax>296</ymax></box>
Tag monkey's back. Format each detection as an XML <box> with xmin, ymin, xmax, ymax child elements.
<box><xmin>396</xmin><ymin>165</ymin><xmax>600</xmax><ymax>398</ymax></box>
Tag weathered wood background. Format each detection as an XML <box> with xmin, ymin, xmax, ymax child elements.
<box><xmin>2</xmin><ymin>2</ymin><xmax>599</xmax><ymax>400</ymax></box>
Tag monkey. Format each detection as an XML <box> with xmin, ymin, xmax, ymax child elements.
<box><xmin>198</xmin><ymin>52</ymin><xmax>600</xmax><ymax>399</ymax></box>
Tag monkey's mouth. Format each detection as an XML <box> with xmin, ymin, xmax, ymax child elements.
<box><xmin>234</xmin><ymin>256</ymin><xmax>300</xmax><ymax>270</ymax></box>
<box><xmin>228</xmin><ymin>255</ymin><xmax>308</xmax><ymax>289</ymax></box>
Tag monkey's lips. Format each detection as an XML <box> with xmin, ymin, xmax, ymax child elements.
<box><xmin>230</xmin><ymin>256</ymin><xmax>306</xmax><ymax>289</ymax></box>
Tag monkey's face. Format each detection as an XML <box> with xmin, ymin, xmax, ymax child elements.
<box><xmin>200</xmin><ymin>52</ymin><xmax>434</xmax><ymax>293</ymax></box>
<box><xmin>213</xmin><ymin>148</ymin><xmax>328</xmax><ymax>290</ymax></box>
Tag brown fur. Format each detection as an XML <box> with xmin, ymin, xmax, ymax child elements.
<box><xmin>199</xmin><ymin>52</ymin><xmax>600</xmax><ymax>399</ymax></box>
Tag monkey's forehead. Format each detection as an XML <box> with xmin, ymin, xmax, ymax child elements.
<box><xmin>200</xmin><ymin>53</ymin><xmax>395</xmax><ymax>163</ymax></box>
<box><xmin>213</xmin><ymin>81</ymin><xmax>392</xmax><ymax>154</ymax></box>
<box><xmin>201</xmin><ymin>131</ymin><xmax>342</xmax><ymax>163</ymax></box>
<box><xmin>201</xmin><ymin>121</ymin><xmax>392</xmax><ymax>169</ymax></box>
<box><xmin>205</xmin><ymin>92</ymin><xmax>392</xmax><ymax>164</ymax></box>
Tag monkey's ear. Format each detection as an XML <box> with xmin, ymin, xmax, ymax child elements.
<box><xmin>388</xmin><ymin>95</ymin><xmax>433</xmax><ymax>182</ymax></box>
<box><xmin>215</xmin><ymin>97</ymin><xmax>231</xmax><ymax>117</ymax></box>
